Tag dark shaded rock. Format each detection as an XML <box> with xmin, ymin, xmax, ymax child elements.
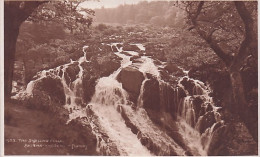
<box><xmin>206</xmin><ymin>103</ymin><xmax>213</xmax><ymax>112</ymax></box>
<box><xmin>117</xmin><ymin>66</ymin><xmax>145</xmax><ymax>103</ymax></box>
<box><xmin>160</xmin><ymin>69</ymin><xmax>179</xmax><ymax>86</ymax></box>
<box><xmin>197</xmin><ymin>111</ymin><xmax>216</xmax><ymax>134</ymax></box>
<box><xmin>82</xmin><ymin>74</ymin><xmax>97</xmax><ymax>104</ymax></box>
<box><xmin>122</xmin><ymin>44</ymin><xmax>140</xmax><ymax>51</ymax></box>
<box><xmin>153</xmin><ymin>60</ymin><xmax>162</xmax><ymax>66</ymax></box>
<box><xmin>111</xmin><ymin>45</ymin><xmax>118</xmax><ymax>52</ymax></box>
<box><xmin>65</xmin><ymin>118</ymin><xmax>98</xmax><ymax>155</ymax></box>
<box><xmin>143</xmin><ymin>78</ymin><xmax>160</xmax><ymax>111</ymax></box>
<box><xmin>64</xmin><ymin>62</ymin><xmax>80</xmax><ymax>83</ymax></box>
<box><xmin>93</xmin><ymin>54</ymin><xmax>121</xmax><ymax>77</ymax></box>
<box><xmin>177</xmin><ymin>87</ymin><xmax>187</xmax><ymax>98</ymax></box>
<box><xmin>116</xmin><ymin>44</ymin><xmax>123</xmax><ymax>49</ymax></box>
<box><xmin>159</xmin><ymin>83</ymin><xmax>178</xmax><ymax>119</ymax></box>
<box><xmin>193</xmin><ymin>96</ymin><xmax>203</xmax><ymax>121</ymax></box>
<box><xmin>180</xmin><ymin>77</ymin><xmax>195</xmax><ymax>95</ymax></box>
<box><xmin>199</xmin><ymin>106</ymin><xmax>206</xmax><ymax>117</ymax></box>
<box><xmin>32</xmin><ymin>76</ymin><xmax>65</xmax><ymax>105</ymax></box>
<box><xmin>155</xmin><ymin>53</ymin><xmax>167</xmax><ymax>62</ymax></box>
<box><xmin>165</xmin><ymin>63</ymin><xmax>185</xmax><ymax>77</ymax></box>
<box><xmin>130</xmin><ymin>55</ymin><xmax>141</xmax><ymax>61</ymax></box>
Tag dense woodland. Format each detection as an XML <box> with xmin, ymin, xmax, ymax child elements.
<box><xmin>95</xmin><ymin>1</ymin><xmax>184</xmax><ymax>27</ymax></box>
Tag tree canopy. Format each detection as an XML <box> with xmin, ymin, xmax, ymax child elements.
<box><xmin>94</xmin><ymin>1</ymin><xmax>185</xmax><ymax>27</ymax></box>
<box><xmin>28</xmin><ymin>0</ymin><xmax>95</xmax><ymax>33</ymax></box>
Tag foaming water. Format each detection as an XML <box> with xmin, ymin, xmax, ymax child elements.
<box><xmin>138</xmin><ymin>56</ymin><xmax>160</xmax><ymax>78</ymax></box>
<box><xmin>12</xmin><ymin>42</ymin><xmax>223</xmax><ymax>156</ymax></box>
<box><xmin>89</xmin><ymin>76</ymin><xmax>151</xmax><ymax>156</ymax></box>
<box><xmin>177</xmin><ymin>75</ymin><xmax>224</xmax><ymax>155</ymax></box>
<box><xmin>122</xmin><ymin>105</ymin><xmax>186</xmax><ymax>155</ymax></box>
<box><xmin>177</xmin><ymin>118</ymin><xmax>207</xmax><ymax>156</ymax></box>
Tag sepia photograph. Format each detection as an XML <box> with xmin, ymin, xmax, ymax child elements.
<box><xmin>3</xmin><ymin>0</ymin><xmax>258</xmax><ymax>156</ymax></box>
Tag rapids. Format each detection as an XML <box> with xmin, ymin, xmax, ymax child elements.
<box><xmin>12</xmin><ymin>42</ymin><xmax>225</xmax><ymax>156</ymax></box>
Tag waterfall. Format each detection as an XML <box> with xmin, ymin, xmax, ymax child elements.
<box><xmin>88</xmin><ymin>76</ymin><xmax>151</xmax><ymax>156</ymax></box>
<box><xmin>12</xmin><ymin>42</ymin><xmax>224</xmax><ymax>156</ymax></box>
<box><xmin>181</xmin><ymin>96</ymin><xmax>196</xmax><ymax>127</ymax></box>
<box><xmin>176</xmin><ymin>76</ymin><xmax>225</xmax><ymax>155</ymax></box>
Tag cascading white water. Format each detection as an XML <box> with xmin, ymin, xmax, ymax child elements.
<box><xmin>12</xmin><ymin>41</ymin><xmax>224</xmax><ymax>156</ymax></box>
<box><xmin>88</xmin><ymin>76</ymin><xmax>152</xmax><ymax>156</ymax></box>
<box><xmin>181</xmin><ymin>96</ymin><xmax>196</xmax><ymax>127</ymax></box>
<box><xmin>176</xmin><ymin>76</ymin><xmax>224</xmax><ymax>155</ymax></box>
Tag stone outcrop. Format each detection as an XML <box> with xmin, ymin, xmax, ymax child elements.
<box><xmin>117</xmin><ymin>66</ymin><xmax>145</xmax><ymax>103</ymax></box>
<box><xmin>31</xmin><ymin>76</ymin><xmax>66</xmax><ymax>106</ymax></box>
<box><xmin>122</xmin><ymin>44</ymin><xmax>140</xmax><ymax>51</ymax></box>
<box><xmin>142</xmin><ymin>77</ymin><xmax>160</xmax><ymax>111</ymax></box>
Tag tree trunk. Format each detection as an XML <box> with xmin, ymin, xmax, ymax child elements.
<box><xmin>4</xmin><ymin>1</ymin><xmax>45</xmax><ymax>99</ymax></box>
<box><xmin>4</xmin><ymin>4</ymin><xmax>22</xmax><ymax>99</ymax></box>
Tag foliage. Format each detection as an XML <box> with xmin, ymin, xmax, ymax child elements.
<box><xmin>178</xmin><ymin>1</ymin><xmax>257</xmax><ymax>66</ymax></box>
<box><xmin>94</xmin><ymin>1</ymin><xmax>185</xmax><ymax>28</ymax></box>
<box><xmin>28</xmin><ymin>0</ymin><xmax>95</xmax><ymax>34</ymax></box>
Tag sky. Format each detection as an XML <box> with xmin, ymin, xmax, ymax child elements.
<box><xmin>80</xmin><ymin>0</ymin><xmax>169</xmax><ymax>9</ymax></box>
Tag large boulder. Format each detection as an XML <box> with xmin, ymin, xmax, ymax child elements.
<box><xmin>143</xmin><ymin>76</ymin><xmax>160</xmax><ymax>111</ymax></box>
<box><xmin>91</xmin><ymin>53</ymin><xmax>121</xmax><ymax>77</ymax></box>
<box><xmin>117</xmin><ymin>66</ymin><xmax>145</xmax><ymax>103</ymax></box>
<box><xmin>32</xmin><ymin>76</ymin><xmax>66</xmax><ymax>106</ymax></box>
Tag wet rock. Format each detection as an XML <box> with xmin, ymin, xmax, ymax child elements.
<box><xmin>180</xmin><ymin>77</ymin><xmax>195</xmax><ymax>95</ymax></box>
<box><xmin>58</xmin><ymin>117</ymin><xmax>98</xmax><ymax>155</ymax></box>
<box><xmin>93</xmin><ymin>54</ymin><xmax>121</xmax><ymax>77</ymax></box>
<box><xmin>206</xmin><ymin>103</ymin><xmax>213</xmax><ymax>112</ymax></box>
<box><xmin>159</xmin><ymin>83</ymin><xmax>178</xmax><ymax>119</ymax></box>
<box><xmin>32</xmin><ymin>76</ymin><xmax>66</xmax><ymax>105</ymax></box>
<box><xmin>193</xmin><ymin>96</ymin><xmax>203</xmax><ymax>121</ymax></box>
<box><xmin>165</xmin><ymin>63</ymin><xmax>185</xmax><ymax>77</ymax></box>
<box><xmin>111</xmin><ymin>45</ymin><xmax>118</xmax><ymax>52</ymax></box>
<box><xmin>143</xmin><ymin>77</ymin><xmax>160</xmax><ymax>111</ymax></box>
<box><xmin>160</xmin><ymin>69</ymin><xmax>179</xmax><ymax>86</ymax></box>
<box><xmin>116</xmin><ymin>43</ymin><xmax>123</xmax><ymax>49</ymax></box>
<box><xmin>122</xmin><ymin>44</ymin><xmax>140</xmax><ymax>51</ymax></box>
<box><xmin>82</xmin><ymin>74</ymin><xmax>97</xmax><ymax>104</ymax></box>
<box><xmin>197</xmin><ymin>111</ymin><xmax>216</xmax><ymax>134</ymax></box>
<box><xmin>155</xmin><ymin>53</ymin><xmax>167</xmax><ymax>62</ymax></box>
<box><xmin>64</xmin><ymin>62</ymin><xmax>80</xmax><ymax>83</ymax></box>
<box><xmin>177</xmin><ymin>87</ymin><xmax>187</xmax><ymax>99</ymax></box>
<box><xmin>130</xmin><ymin>55</ymin><xmax>141</xmax><ymax>62</ymax></box>
<box><xmin>199</xmin><ymin>106</ymin><xmax>206</xmax><ymax>117</ymax></box>
<box><xmin>117</xmin><ymin>66</ymin><xmax>145</xmax><ymax>103</ymax></box>
<box><xmin>120</xmin><ymin>107</ymin><xmax>139</xmax><ymax>134</ymax></box>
